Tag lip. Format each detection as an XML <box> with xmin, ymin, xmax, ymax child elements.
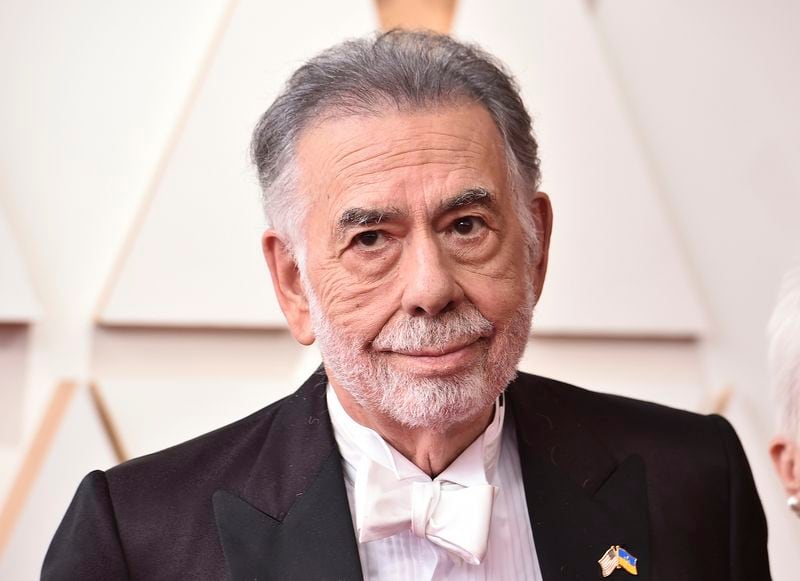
<box><xmin>378</xmin><ymin>337</ymin><xmax>487</xmax><ymax>376</ymax></box>
<box><xmin>387</xmin><ymin>338</ymin><xmax>479</xmax><ymax>357</ymax></box>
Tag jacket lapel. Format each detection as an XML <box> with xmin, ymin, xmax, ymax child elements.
<box><xmin>508</xmin><ymin>377</ymin><xmax>651</xmax><ymax>580</ymax></box>
<box><xmin>213</xmin><ymin>371</ymin><xmax>363</xmax><ymax>581</ymax></box>
<box><xmin>212</xmin><ymin>370</ymin><xmax>651</xmax><ymax>580</ymax></box>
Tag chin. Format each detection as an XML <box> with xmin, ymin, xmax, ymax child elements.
<box><xmin>308</xmin><ymin>281</ymin><xmax>534</xmax><ymax>431</ymax></box>
<box><xmin>371</xmin><ymin>363</ymin><xmax>515</xmax><ymax>431</ymax></box>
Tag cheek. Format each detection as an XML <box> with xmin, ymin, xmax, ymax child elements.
<box><xmin>459</xmin><ymin>245</ymin><xmax>532</xmax><ymax>325</ymax></box>
<box><xmin>313</xmin><ymin>261</ymin><xmax>401</xmax><ymax>339</ymax></box>
<box><xmin>469</xmin><ymin>274</ymin><xmax>528</xmax><ymax>323</ymax></box>
<box><xmin>340</xmin><ymin>241</ymin><xmax>401</xmax><ymax>280</ymax></box>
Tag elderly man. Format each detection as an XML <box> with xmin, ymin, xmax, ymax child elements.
<box><xmin>44</xmin><ymin>31</ymin><xmax>769</xmax><ymax>580</ymax></box>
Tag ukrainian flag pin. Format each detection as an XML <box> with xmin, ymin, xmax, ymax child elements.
<box><xmin>598</xmin><ymin>545</ymin><xmax>638</xmax><ymax>577</ymax></box>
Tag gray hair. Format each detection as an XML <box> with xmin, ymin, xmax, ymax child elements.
<box><xmin>250</xmin><ymin>30</ymin><xmax>541</xmax><ymax>259</ymax></box>
<box><xmin>768</xmin><ymin>266</ymin><xmax>800</xmax><ymax>438</ymax></box>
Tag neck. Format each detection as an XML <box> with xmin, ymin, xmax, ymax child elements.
<box><xmin>330</xmin><ymin>381</ymin><xmax>494</xmax><ymax>477</ymax></box>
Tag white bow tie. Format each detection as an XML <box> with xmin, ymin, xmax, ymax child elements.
<box><xmin>356</xmin><ymin>458</ymin><xmax>498</xmax><ymax>565</ymax></box>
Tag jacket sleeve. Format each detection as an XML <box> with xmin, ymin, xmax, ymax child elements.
<box><xmin>710</xmin><ymin>415</ymin><xmax>771</xmax><ymax>581</ymax></box>
<box><xmin>42</xmin><ymin>470</ymin><xmax>130</xmax><ymax>580</ymax></box>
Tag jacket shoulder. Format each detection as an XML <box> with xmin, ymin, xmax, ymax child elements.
<box><xmin>81</xmin><ymin>372</ymin><xmax>331</xmax><ymax>578</ymax></box>
<box><xmin>108</xmin><ymin>391</ymin><xmax>283</xmax><ymax>486</ymax></box>
<box><xmin>509</xmin><ymin>373</ymin><xmax>769</xmax><ymax>579</ymax></box>
<box><xmin>106</xmin><ymin>372</ymin><xmax>328</xmax><ymax>491</ymax></box>
<box><xmin>513</xmin><ymin>371</ymin><xmax>710</xmax><ymax>421</ymax></box>
<box><xmin>509</xmin><ymin>371</ymin><xmax>732</xmax><ymax>460</ymax></box>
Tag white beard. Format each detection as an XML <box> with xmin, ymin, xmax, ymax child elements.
<box><xmin>304</xmin><ymin>277</ymin><xmax>535</xmax><ymax>431</ymax></box>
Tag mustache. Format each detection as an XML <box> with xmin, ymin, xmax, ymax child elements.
<box><xmin>371</xmin><ymin>303</ymin><xmax>494</xmax><ymax>353</ymax></box>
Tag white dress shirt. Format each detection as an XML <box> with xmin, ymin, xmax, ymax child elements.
<box><xmin>327</xmin><ymin>385</ymin><xmax>543</xmax><ymax>581</ymax></box>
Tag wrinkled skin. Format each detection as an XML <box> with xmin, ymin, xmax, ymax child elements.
<box><xmin>263</xmin><ymin>104</ymin><xmax>552</xmax><ymax>474</ymax></box>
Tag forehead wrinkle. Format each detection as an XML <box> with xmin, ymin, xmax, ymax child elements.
<box><xmin>332</xmin><ymin>144</ymin><xmax>486</xmax><ymax>188</ymax></box>
<box><xmin>377</xmin><ymin>145</ymin><xmax>482</xmax><ymax>166</ymax></box>
<box><xmin>334</xmin><ymin>129</ymin><xmax>488</xmax><ymax>159</ymax></box>
<box><xmin>329</xmin><ymin>133</ymin><xmax>480</xmax><ymax>166</ymax></box>
<box><xmin>338</xmin><ymin>158</ymin><xmax>478</xmax><ymax>185</ymax></box>
<box><xmin>330</xmin><ymin>135</ymin><xmax>488</xmax><ymax>179</ymax></box>
<box><xmin>330</xmin><ymin>140</ymin><xmax>377</xmax><ymax>169</ymax></box>
<box><xmin>339</xmin><ymin>145</ymin><xmax>479</xmax><ymax>172</ymax></box>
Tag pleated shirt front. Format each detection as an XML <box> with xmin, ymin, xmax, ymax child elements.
<box><xmin>327</xmin><ymin>385</ymin><xmax>543</xmax><ymax>581</ymax></box>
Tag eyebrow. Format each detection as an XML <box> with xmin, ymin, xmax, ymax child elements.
<box><xmin>438</xmin><ymin>187</ymin><xmax>495</xmax><ymax>213</ymax></box>
<box><xmin>336</xmin><ymin>206</ymin><xmax>403</xmax><ymax>239</ymax></box>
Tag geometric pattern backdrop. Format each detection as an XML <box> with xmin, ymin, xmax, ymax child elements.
<box><xmin>0</xmin><ymin>207</ymin><xmax>39</xmax><ymax>322</ymax></box>
<box><xmin>98</xmin><ymin>0</ymin><xmax>707</xmax><ymax>337</ymax></box>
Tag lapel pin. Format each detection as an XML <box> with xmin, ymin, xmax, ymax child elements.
<box><xmin>598</xmin><ymin>545</ymin><xmax>638</xmax><ymax>577</ymax></box>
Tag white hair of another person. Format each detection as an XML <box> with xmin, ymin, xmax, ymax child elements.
<box><xmin>768</xmin><ymin>266</ymin><xmax>800</xmax><ymax>439</ymax></box>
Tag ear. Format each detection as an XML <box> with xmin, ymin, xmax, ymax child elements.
<box><xmin>261</xmin><ymin>230</ymin><xmax>315</xmax><ymax>345</ymax></box>
<box><xmin>529</xmin><ymin>191</ymin><xmax>553</xmax><ymax>301</ymax></box>
<box><xmin>770</xmin><ymin>436</ymin><xmax>800</xmax><ymax>496</ymax></box>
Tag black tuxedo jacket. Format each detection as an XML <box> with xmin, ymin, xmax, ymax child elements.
<box><xmin>42</xmin><ymin>371</ymin><xmax>770</xmax><ymax>580</ymax></box>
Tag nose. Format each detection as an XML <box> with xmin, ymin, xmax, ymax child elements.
<box><xmin>400</xmin><ymin>234</ymin><xmax>464</xmax><ymax>316</ymax></box>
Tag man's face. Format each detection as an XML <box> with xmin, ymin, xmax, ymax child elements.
<box><xmin>289</xmin><ymin>104</ymin><xmax>548</xmax><ymax>429</ymax></box>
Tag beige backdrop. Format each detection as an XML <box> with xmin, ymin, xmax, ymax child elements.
<box><xmin>1</xmin><ymin>0</ymin><xmax>798</xmax><ymax>579</ymax></box>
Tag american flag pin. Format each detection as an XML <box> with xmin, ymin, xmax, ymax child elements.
<box><xmin>598</xmin><ymin>545</ymin><xmax>638</xmax><ymax>577</ymax></box>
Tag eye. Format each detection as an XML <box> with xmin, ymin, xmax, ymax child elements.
<box><xmin>451</xmin><ymin>216</ymin><xmax>486</xmax><ymax>236</ymax></box>
<box><xmin>353</xmin><ymin>230</ymin><xmax>386</xmax><ymax>248</ymax></box>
